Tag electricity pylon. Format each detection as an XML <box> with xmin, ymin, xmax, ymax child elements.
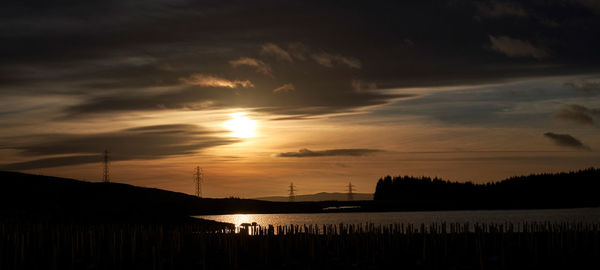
<box><xmin>194</xmin><ymin>166</ymin><xmax>203</xmax><ymax>198</ymax></box>
<box><xmin>103</xmin><ymin>149</ymin><xmax>110</xmax><ymax>183</ymax></box>
<box><xmin>347</xmin><ymin>181</ymin><xmax>355</xmax><ymax>201</ymax></box>
<box><xmin>288</xmin><ymin>182</ymin><xmax>296</xmax><ymax>202</ymax></box>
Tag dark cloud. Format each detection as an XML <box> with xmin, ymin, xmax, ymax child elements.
<box><xmin>277</xmin><ymin>148</ymin><xmax>382</xmax><ymax>157</ymax></box>
<box><xmin>287</xmin><ymin>42</ymin><xmax>309</xmax><ymax>60</ymax></box>
<box><xmin>0</xmin><ymin>155</ymin><xmax>101</xmax><ymax>171</ymax></box>
<box><xmin>543</xmin><ymin>132</ymin><xmax>590</xmax><ymax>150</ymax></box>
<box><xmin>1</xmin><ymin>1</ymin><xmax>600</xmax><ymax>118</ymax></box>
<box><xmin>553</xmin><ymin>104</ymin><xmax>600</xmax><ymax>126</ymax></box>
<box><xmin>262</xmin><ymin>42</ymin><xmax>361</xmax><ymax>68</ymax></box>
<box><xmin>1</xmin><ymin>124</ymin><xmax>237</xmax><ymax>170</ymax></box>
<box><xmin>65</xmin><ymin>73</ymin><xmax>408</xmax><ymax>117</ymax></box>
<box><xmin>477</xmin><ymin>1</ymin><xmax>528</xmax><ymax>18</ymax></box>
<box><xmin>54</xmin><ymin>38</ymin><xmax>409</xmax><ymax>117</ymax></box>
<box><xmin>310</xmin><ymin>53</ymin><xmax>361</xmax><ymax>69</ymax></box>
<box><xmin>581</xmin><ymin>0</ymin><xmax>600</xmax><ymax>14</ymax></box>
<box><xmin>564</xmin><ymin>80</ymin><xmax>600</xmax><ymax>94</ymax></box>
<box><xmin>270</xmin><ymin>115</ymin><xmax>315</xmax><ymax>121</ymax></box>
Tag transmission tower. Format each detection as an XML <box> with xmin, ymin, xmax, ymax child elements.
<box><xmin>102</xmin><ymin>149</ymin><xmax>110</xmax><ymax>183</ymax></box>
<box><xmin>194</xmin><ymin>166</ymin><xmax>203</xmax><ymax>198</ymax></box>
<box><xmin>347</xmin><ymin>181</ymin><xmax>355</xmax><ymax>201</ymax></box>
<box><xmin>288</xmin><ymin>182</ymin><xmax>296</xmax><ymax>202</ymax></box>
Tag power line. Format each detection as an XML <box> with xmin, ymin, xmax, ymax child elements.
<box><xmin>194</xmin><ymin>166</ymin><xmax>203</xmax><ymax>198</ymax></box>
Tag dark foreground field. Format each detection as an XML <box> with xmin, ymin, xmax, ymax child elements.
<box><xmin>1</xmin><ymin>222</ymin><xmax>599</xmax><ymax>270</ymax></box>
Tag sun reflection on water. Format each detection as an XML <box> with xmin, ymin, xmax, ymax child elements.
<box><xmin>230</xmin><ymin>214</ymin><xmax>252</xmax><ymax>227</ymax></box>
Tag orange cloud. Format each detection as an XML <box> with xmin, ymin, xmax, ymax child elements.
<box><xmin>229</xmin><ymin>57</ymin><xmax>272</xmax><ymax>76</ymax></box>
<box><xmin>273</xmin><ymin>83</ymin><xmax>295</xmax><ymax>93</ymax></box>
<box><xmin>261</xmin><ymin>43</ymin><xmax>293</xmax><ymax>62</ymax></box>
<box><xmin>489</xmin><ymin>35</ymin><xmax>548</xmax><ymax>59</ymax></box>
<box><xmin>180</xmin><ymin>74</ymin><xmax>254</xmax><ymax>88</ymax></box>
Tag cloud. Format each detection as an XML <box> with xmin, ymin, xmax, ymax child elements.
<box><xmin>261</xmin><ymin>43</ymin><xmax>293</xmax><ymax>62</ymax></box>
<box><xmin>261</xmin><ymin>42</ymin><xmax>361</xmax><ymax>69</ymax></box>
<box><xmin>1</xmin><ymin>124</ymin><xmax>237</xmax><ymax>170</ymax></box>
<box><xmin>2</xmin><ymin>1</ymin><xmax>599</xmax><ymax>122</ymax></box>
<box><xmin>351</xmin><ymin>80</ymin><xmax>377</xmax><ymax>92</ymax></box>
<box><xmin>488</xmin><ymin>35</ymin><xmax>548</xmax><ymax>59</ymax></box>
<box><xmin>564</xmin><ymin>80</ymin><xmax>600</xmax><ymax>93</ymax></box>
<box><xmin>543</xmin><ymin>132</ymin><xmax>590</xmax><ymax>150</ymax></box>
<box><xmin>277</xmin><ymin>148</ymin><xmax>382</xmax><ymax>157</ymax></box>
<box><xmin>1</xmin><ymin>1</ymin><xmax>598</xmax><ymax>97</ymax></box>
<box><xmin>272</xmin><ymin>83</ymin><xmax>295</xmax><ymax>93</ymax></box>
<box><xmin>399</xmin><ymin>38</ymin><xmax>415</xmax><ymax>49</ymax></box>
<box><xmin>311</xmin><ymin>53</ymin><xmax>362</xmax><ymax>69</ymax></box>
<box><xmin>553</xmin><ymin>104</ymin><xmax>600</xmax><ymax>126</ymax></box>
<box><xmin>287</xmin><ymin>42</ymin><xmax>309</xmax><ymax>60</ymax></box>
<box><xmin>180</xmin><ymin>74</ymin><xmax>254</xmax><ymax>88</ymax></box>
<box><xmin>65</xmin><ymin>81</ymin><xmax>409</xmax><ymax>117</ymax></box>
<box><xmin>581</xmin><ymin>0</ymin><xmax>600</xmax><ymax>14</ymax></box>
<box><xmin>478</xmin><ymin>1</ymin><xmax>527</xmax><ymax>17</ymax></box>
<box><xmin>0</xmin><ymin>155</ymin><xmax>103</xmax><ymax>171</ymax></box>
<box><xmin>229</xmin><ymin>57</ymin><xmax>272</xmax><ymax>76</ymax></box>
<box><xmin>311</xmin><ymin>54</ymin><xmax>334</xmax><ymax>67</ymax></box>
<box><xmin>338</xmin><ymin>56</ymin><xmax>362</xmax><ymax>69</ymax></box>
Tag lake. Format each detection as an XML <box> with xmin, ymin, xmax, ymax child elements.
<box><xmin>197</xmin><ymin>207</ymin><xmax>600</xmax><ymax>229</ymax></box>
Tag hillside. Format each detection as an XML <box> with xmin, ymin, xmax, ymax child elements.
<box><xmin>2</xmin><ymin>168</ymin><xmax>599</xmax><ymax>223</ymax></box>
<box><xmin>0</xmin><ymin>171</ymin><xmax>330</xmax><ymax>222</ymax></box>
<box><xmin>255</xmin><ymin>192</ymin><xmax>373</xmax><ymax>202</ymax></box>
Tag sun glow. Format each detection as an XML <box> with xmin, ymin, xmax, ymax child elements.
<box><xmin>224</xmin><ymin>113</ymin><xmax>257</xmax><ymax>138</ymax></box>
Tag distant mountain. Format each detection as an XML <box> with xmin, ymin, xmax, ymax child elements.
<box><xmin>255</xmin><ymin>192</ymin><xmax>373</xmax><ymax>202</ymax></box>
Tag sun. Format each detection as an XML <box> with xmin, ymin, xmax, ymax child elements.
<box><xmin>223</xmin><ymin>113</ymin><xmax>257</xmax><ymax>138</ymax></box>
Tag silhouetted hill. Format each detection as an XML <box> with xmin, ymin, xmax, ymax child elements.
<box><xmin>255</xmin><ymin>192</ymin><xmax>373</xmax><ymax>202</ymax></box>
<box><xmin>0</xmin><ymin>171</ymin><xmax>339</xmax><ymax>222</ymax></box>
<box><xmin>372</xmin><ymin>168</ymin><xmax>600</xmax><ymax>210</ymax></box>
<box><xmin>0</xmin><ymin>171</ymin><xmax>203</xmax><ymax>222</ymax></box>
<box><xmin>3</xmin><ymin>168</ymin><xmax>599</xmax><ymax>223</ymax></box>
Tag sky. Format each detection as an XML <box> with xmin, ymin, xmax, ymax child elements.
<box><xmin>1</xmin><ymin>0</ymin><xmax>600</xmax><ymax>197</ymax></box>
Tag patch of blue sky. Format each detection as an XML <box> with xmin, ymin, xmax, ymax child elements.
<box><xmin>373</xmin><ymin>75</ymin><xmax>600</xmax><ymax>128</ymax></box>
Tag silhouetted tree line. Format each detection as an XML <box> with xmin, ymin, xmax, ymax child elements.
<box><xmin>373</xmin><ymin>168</ymin><xmax>600</xmax><ymax>210</ymax></box>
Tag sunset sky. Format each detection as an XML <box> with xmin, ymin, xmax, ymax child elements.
<box><xmin>1</xmin><ymin>1</ymin><xmax>600</xmax><ymax>197</ymax></box>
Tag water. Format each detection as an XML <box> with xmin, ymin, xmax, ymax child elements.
<box><xmin>196</xmin><ymin>207</ymin><xmax>600</xmax><ymax>228</ymax></box>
